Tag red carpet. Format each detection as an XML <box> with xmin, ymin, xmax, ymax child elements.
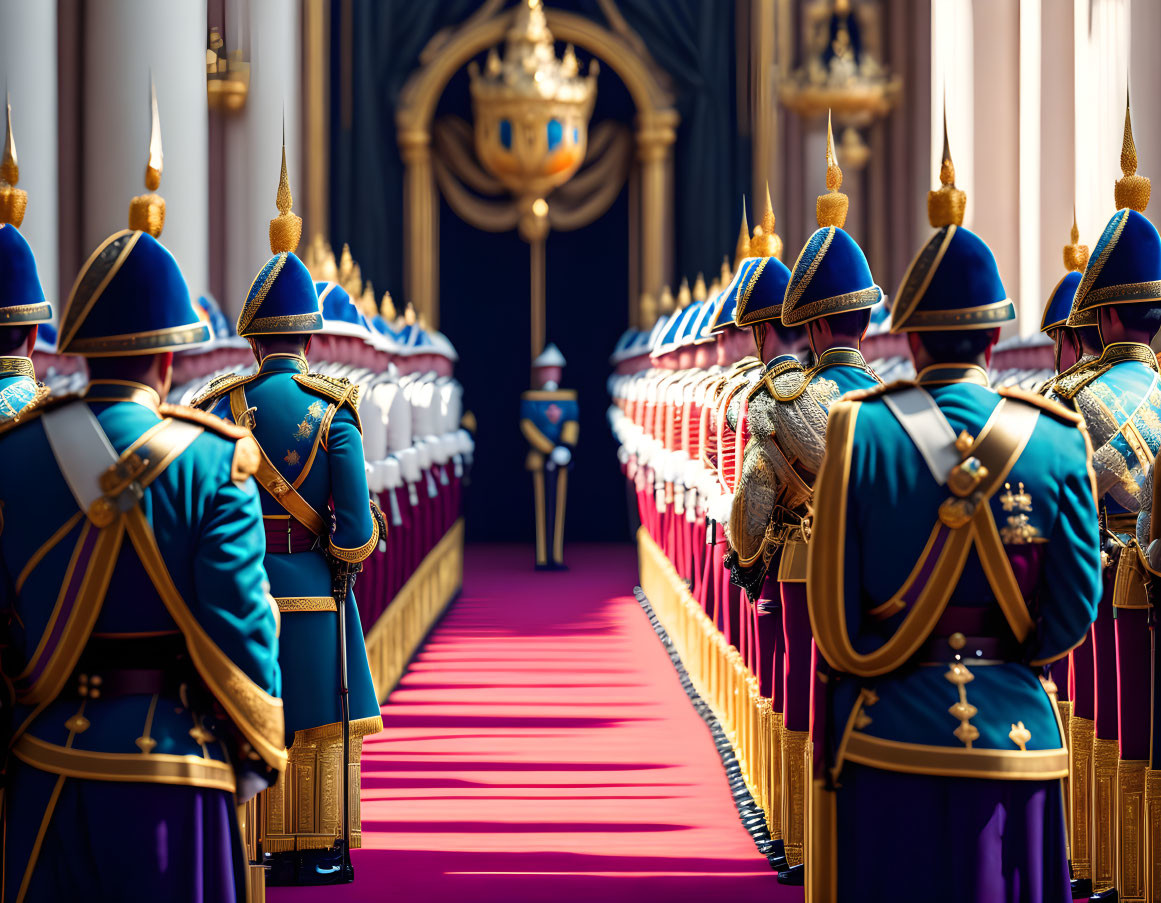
<box><xmin>270</xmin><ymin>543</ymin><xmax>791</xmax><ymax>902</ymax></box>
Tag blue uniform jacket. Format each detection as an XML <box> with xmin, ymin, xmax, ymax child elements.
<box><xmin>520</xmin><ymin>389</ymin><xmax>579</xmax><ymax>470</ymax></box>
<box><xmin>0</xmin><ymin>381</ymin><xmax>285</xmax><ymax>882</ymax></box>
<box><xmin>809</xmin><ymin>365</ymin><xmax>1101</xmax><ymax>781</ymax></box>
<box><xmin>196</xmin><ymin>354</ymin><xmax>381</xmax><ymax>743</ymax></box>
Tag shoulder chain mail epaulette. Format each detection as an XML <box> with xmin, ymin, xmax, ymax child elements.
<box><xmin>190</xmin><ymin>372</ymin><xmax>253</xmax><ymax>410</ymax></box>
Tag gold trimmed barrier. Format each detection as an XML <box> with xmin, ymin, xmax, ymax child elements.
<box><xmin>364</xmin><ymin>518</ymin><xmax>465</xmax><ymax>702</ymax></box>
<box><xmin>637</xmin><ymin>526</ymin><xmax>777</xmax><ymax>835</ymax></box>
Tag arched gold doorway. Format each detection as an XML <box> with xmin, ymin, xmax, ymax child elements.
<box><xmin>395</xmin><ymin>5</ymin><xmax>679</xmax><ymax>330</ymax></box>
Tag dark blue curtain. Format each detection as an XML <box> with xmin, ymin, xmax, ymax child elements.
<box><xmin>329</xmin><ymin>1</ymin><xmax>745</xmax><ymax>542</ymax></box>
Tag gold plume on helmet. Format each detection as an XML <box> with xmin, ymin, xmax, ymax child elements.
<box><xmin>1063</xmin><ymin>207</ymin><xmax>1089</xmax><ymax>272</ymax></box>
<box><xmin>404</xmin><ymin>302</ymin><xmax>417</xmax><ymax>327</ymax></box>
<box><xmin>816</xmin><ymin>111</ymin><xmax>848</xmax><ymax>228</ymax></box>
<box><xmin>733</xmin><ymin>199</ymin><xmax>750</xmax><ymax>269</ymax></box>
<box><xmin>719</xmin><ymin>255</ymin><xmax>731</xmax><ymax>286</ymax></box>
<box><xmin>693</xmin><ymin>272</ymin><xmax>707</xmax><ymax>302</ymax></box>
<box><xmin>677</xmin><ymin>277</ymin><xmax>691</xmax><ymax>309</ymax></box>
<box><xmin>927</xmin><ymin>106</ymin><xmax>966</xmax><ymax>228</ymax></box>
<box><xmin>359</xmin><ymin>281</ymin><xmax>377</xmax><ymax>317</ymax></box>
<box><xmin>269</xmin><ymin>120</ymin><xmax>303</xmax><ymax>254</ymax></box>
<box><xmin>1115</xmin><ymin>89</ymin><xmax>1150</xmax><ymax>213</ymax></box>
<box><xmin>128</xmin><ymin>78</ymin><xmax>165</xmax><ymax>237</ymax></box>
<box><xmin>750</xmin><ymin>182</ymin><xmax>782</xmax><ymax>259</ymax></box>
<box><xmin>0</xmin><ymin>93</ymin><xmax>26</xmax><ymax>228</ymax></box>
<box><xmin>380</xmin><ymin>290</ymin><xmax>397</xmax><ymax>321</ymax></box>
<box><xmin>659</xmin><ymin>284</ymin><xmax>675</xmax><ymax>314</ymax></box>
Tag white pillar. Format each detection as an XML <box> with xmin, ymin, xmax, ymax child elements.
<box><xmin>223</xmin><ymin>0</ymin><xmax>302</xmax><ymax>321</ymax></box>
<box><xmin>0</xmin><ymin>0</ymin><xmax>58</xmax><ymax>311</ymax></box>
<box><xmin>82</xmin><ymin>0</ymin><xmax>209</xmax><ymax>299</ymax></box>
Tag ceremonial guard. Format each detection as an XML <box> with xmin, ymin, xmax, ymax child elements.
<box><xmin>1046</xmin><ymin>101</ymin><xmax>1161</xmax><ymax>903</ymax></box>
<box><xmin>0</xmin><ymin>99</ymin><xmax>52</xmax><ymax>419</ymax></box>
<box><xmin>0</xmin><ymin>96</ymin><xmax>285</xmax><ymax>902</ymax></box>
<box><xmin>192</xmin><ymin>144</ymin><xmax>382</xmax><ymax>885</ymax></box>
<box><xmin>520</xmin><ymin>343</ymin><xmax>578</xmax><ymax>570</ymax></box>
<box><xmin>736</xmin><ymin>115</ymin><xmax>882</xmax><ymax>886</ymax></box>
<box><xmin>807</xmin><ymin>120</ymin><xmax>1101</xmax><ymax>903</ymax></box>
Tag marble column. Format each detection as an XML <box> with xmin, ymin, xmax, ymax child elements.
<box><xmin>222</xmin><ymin>0</ymin><xmax>302</xmax><ymax>322</ymax></box>
<box><xmin>0</xmin><ymin>0</ymin><xmax>58</xmax><ymax>312</ymax></box>
<box><xmin>82</xmin><ymin>0</ymin><xmax>209</xmax><ymax>299</ymax></box>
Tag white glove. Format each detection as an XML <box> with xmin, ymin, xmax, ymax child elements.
<box><xmin>551</xmin><ymin>446</ymin><xmax>572</xmax><ymax>467</ymax></box>
<box><xmin>708</xmin><ymin>491</ymin><xmax>734</xmax><ymax>527</ymax></box>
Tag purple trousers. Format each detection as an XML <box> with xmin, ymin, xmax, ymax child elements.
<box><xmin>6</xmin><ymin>765</ymin><xmax>243</xmax><ymax>903</ymax></box>
<box><xmin>835</xmin><ymin>763</ymin><xmax>1070</xmax><ymax>903</ymax></box>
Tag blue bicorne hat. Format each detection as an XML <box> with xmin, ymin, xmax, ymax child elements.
<box><xmin>236</xmin><ymin>144</ymin><xmax>324</xmax><ymax>338</ymax></box>
<box><xmin>1069</xmin><ymin>100</ymin><xmax>1159</xmax><ymax>326</ymax></box>
<box><xmin>1040</xmin><ymin>221</ymin><xmax>1088</xmax><ymax>333</ymax></box>
<box><xmin>890</xmin><ymin>118</ymin><xmax>1013</xmax><ymax>333</ymax></box>
<box><xmin>734</xmin><ymin>218</ymin><xmax>792</xmax><ymax>329</ymax></box>
<box><xmin>782</xmin><ymin>115</ymin><xmax>882</xmax><ymax>327</ymax></box>
<box><xmin>316</xmin><ymin>281</ymin><xmax>371</xmax><ymax>337</ymax></box>
<box><xmin>0</xmin><ymin>102</ymin><xmax>52</xmax><ymax>325</ymax></box>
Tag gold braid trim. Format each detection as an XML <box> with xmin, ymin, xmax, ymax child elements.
<box><xmin>294</xmin><ymin>714</ymin><xmax>384</xmax><ymax>743</ymax></box>
<box><xmin>328</xmin><ymin>513</ymin><xmax>379</xmax><ymax>563</ymax></box>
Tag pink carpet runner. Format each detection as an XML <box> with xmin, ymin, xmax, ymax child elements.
<box><xmin>270</xmin><ymin>543</ymin><xmax>790</xmax><ymax>902</ymax></box>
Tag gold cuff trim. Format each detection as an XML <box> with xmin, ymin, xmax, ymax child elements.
<box><xmin>328</xmin><ymin>518</ymin><xmax>378</xmax><ymax>563</ymax></box>
<box><xmin>275</xmin><ymin>596</ymin><xmax>336</xmax><ymax>613</ymax></box>
<box><xmin>13</xmin><ymin>733</ymin><xmax>236</xmax><ymax>792</ymax></box>
<box><xmin>294</xmin><ymin>714</ymin><xmax>384</xmax><ymax>743</ymax></box>
<box><xmin>843</xmin><ymin>732</ymin><xmax>1069</xmax><ymax>780</ymax></box>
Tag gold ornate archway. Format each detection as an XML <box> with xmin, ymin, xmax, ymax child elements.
<box><xmin>396</xmin><ymin>4</ymin><xmax>679</xmax><ymax>330</ymax></box>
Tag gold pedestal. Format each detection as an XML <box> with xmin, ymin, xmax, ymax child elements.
<box><xmin>1145</xmin><ymin>769</ymin><xmax>1161</xmax><ymax>902</ymax></box>
<box><xmin>782</xmin><ymin>729</ymin><xmax>810</xmax><ymax>868</ymax></box>
<box><xmin>261</xmin><ymin>725</ymin><xmax>373</xmax><ymax>853</ymax></box>
<box><xmin>768</xmin><ymin>709</ymin><xmax>784</xmax><ymax>839</ymax></box>
<box><xmin>1093</xmin><ymin>735</ymin><xmax>1120</xmax><ymax>894</ymax></box>
<box><xmin>1071</xmin><ymin>716</ymin><xmax>1095</xmax><ymax>883</ymax></box>
<box><xmin>1121</xmin><ymin>759</ymin><xmax>1148</xmax><ymax>902</ymax></box>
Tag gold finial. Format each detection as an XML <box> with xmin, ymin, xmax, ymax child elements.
<box><xmin>0</xmin><ymin>93</ymin><xmax>27</xmax><ymax>228</ymax></box>
<box><xmin>708</xmin><ymin>277</ymin><xmax>721</xmax><ymax>297</ymax></box>
<box><xmin>1063</xmin><ymin>207</ymin><xmax>1089</xmax><ymax>272</ymax></box>
<box><xmin>693</xmin><ymin>272</ymin><xmax>707</xmax><ymax>302</ymax></box>
<box><xmin>816</xmin><ymin>111</ymin><xmax>849</xmax><ymax>228</ymax></box>
<box><xmin>128</xmin><ymin>78</ymin><xmax>166</xmax><ymax>237</ymax></box>
<box><xmin>1116</xmin><ymin>89</ymin><xmax>1151</xmax><ymax>212</ymax></box>
<box><xmin>639</xmin><ymin>291</ymin><xmax>657</xmax><ymax>325</ymax></box>
<box><xmin>733</xmin><ymin>198</ymin><xmax>750</xmax><ymax>269</ymax></box>
<box><xmin>756</xmin><ymin>181</ymin><xmax>783</xmax><ymax>260</ymax></box>
<box><xmin>404</xmin><ymin>302</ymin><xmax>417</xmax><ymax>326</ymax></box>
<box><xmin>928</xmin><ymin>107</ymin><xmax>967</xmax><ymax>228</ymax></box>
<box><xmin>380</xmin><ymin>290</ymin><xmax>397</xmax><ymax>321</ymax></box>
<box><xmin>720</xmin><ymin>255</ymin><xmax>731</xmax><ymax>286</ymax></box>
<box><xmin>269</xmin><ymin>120</ymin><xmax>303</xmax><ymax>253</ymax></box>
<box><xmin>659</xmin><ymin>284</ymin><xmax>675</xmax><ymax>314</ymax></box>
<box><xmin>359</xmin><ymin>281</ymin><xmax>377</xmax><ymax>317</ymax></box>
<box><xmin>677</xmin><ymin>277</ymin><xmax>691</xmax><ymax>309</ymax></box>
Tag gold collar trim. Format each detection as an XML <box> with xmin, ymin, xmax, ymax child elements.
<box><xmin>83</xmin><ymin>379</ymin><xmax>162</xmax><ymax>412</ymax></box>
<box><xmin>1096</xmin><ymin>341</ymin><xmax>1159</xmax><ymax>371</ymax></box>
<box><xmin>0</xmin><ymin>356</ymin><xmax>34</xmax><ymax>379</ymax></box>
<box><xmin>916</xmin><ymin>363</ymin><xmax>991</xmax><ymax>387</ymax></box>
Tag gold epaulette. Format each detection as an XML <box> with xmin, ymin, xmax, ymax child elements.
<box><xmin>726</xmin><ymin>356</ymin><xmax>763</xmax><ymax>379</ymax></box>
<box><xmin>996</xmin><ymin>386</ymin><xmax>1085</xmax><ymax>426</ymax></box>
<box><xmin>521</xmin><ymin>388</ymin><xmax>578</xmax><ymax>402</ymax></box>
<box><xmin>764</xmin><ymin>359</ymin><xmax>809</xmax><ymax>402</ymax></box>
<box><xmin>1049</xmin><ymin>358</ymin><xmax>1109</xmax><ymax>401</ymax></box>
<box><xmin>189</xmin><ymin>372</ymin><xmax>253</xmax><ymax>410</ymax></box>
<box><xmin>0</xmin><ymin>390</ymin><xmax>75</xmax><ymax>437</ymax></box>
<box><xmin>159</xmin><ymin>403</ymin><xmax>250</xmax><ymax>440</ymax></box>
<box><xmin>293</xmin><ymin>372</ymin><xmax>361</xmax><ymax>431</ymax></box>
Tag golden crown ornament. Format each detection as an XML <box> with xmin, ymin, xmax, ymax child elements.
<box><xmin>0</xmin><ymin>94</ymin><xmax>26</xmax><ymax>228</ymax></box>
<box><xmin>468</xmin><ymin>0</ymin><xmax>597</xmax><ymax>243</ymax></box>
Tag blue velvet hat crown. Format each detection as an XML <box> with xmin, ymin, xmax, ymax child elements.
<box><xmin>58</xmin><ymin>230</ymin><xmax>209</xmax><ymax>356</ymax></box>
<box><xmin>58</xmin><ymin>97</ymin><xmax>210</xmax><ymax>356</ymax></box>
<box><xmin>236</xmin><ymin>144</ymin><xmax>324</xmax><ymax>337</ymax></box>
<box><xmin>890</xmin><ymin>118</ymin><xmax>1013</xmax><ymax>333</ymax></box>
<box><xmin>1040</xmin><ymin>221</ymin><xmax>1088</xmax><ymax>333</ymax></box>
<box><xmin>1069</xmin><ymin>100</ymin><xmax>1159</xmax><ymax>325</ymax></box>
<box><xmin>782</xmin><ymin>115</ymin><xmax>882</xmax><ymax>327</ymax></box>
<box><xmin>0</xmin><ymin>102</ymin><xmax>52</xmax><ymax>325</ymax></box>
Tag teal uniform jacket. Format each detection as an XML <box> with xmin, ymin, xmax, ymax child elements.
<box><xmin>519</xmin><ymin>388</ymin><xmax>579</xmax><ymax>465</ymax></box>
<box><xmin>0</xmin><ymin>357</ymin><xmax>44</xmax><ymax>422</ymax></box>
<box><xmin>195</xmin><ymin>353</ymin><xmax>381</xmax><ymax>744</ymax></box>
<box><xmin>809</xmin><ymin>366</ymin><xmax>1101</xmax><ymax>780</ymax></box>
<box><xmin>0</xmin><ymin>381</ymin><xmax>285</xmax><ymax>888</ymax></box>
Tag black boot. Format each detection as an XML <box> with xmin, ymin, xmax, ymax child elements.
<box><xmin>1070</xmin><ymin>877</ymin><xmax>1093</xmax><ymax>899</ymax></box>
<box><xmin>777</xmin><ymin>863</ymin><xmax>805</xmax><ymax>886</ymax></box>
<box><xmin>1088</xmin><ymin>889</ymin><xmax>1117</xmax><ymax>902</ymax></box>
<box><xmin>767</xmin><ymin>838</ymin><xmax>789</xmax><ymax>872</ymax></box>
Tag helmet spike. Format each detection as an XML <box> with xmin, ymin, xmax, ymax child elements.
<box><xmin>733</xmin><ymin>198</ymin><xmax>750</xmax><ymax>269</ymax></box>
<box><xmin>927</xmin><ymin>105</ymin><xmax>966</xmax><ymax>227</ymax></box>
<box><xmin>1116</xmin><ymin>87</ymin><xmax>1151</xmax><ymax>212</ymax></box>
<box><xmin>128</xmin><ymin>76</ymin><xmax>165</xmax><ymax>237</ymax></box>
<box><xmin>816</xmin><ymin>111</ymin><xmax>849</xmax><ymax>228</ymax></box>
<box><xmin>269</xmin><ymin>116</ymin><xmax>303</xmax><ymax>254</ymax></box>
<box><xmin>1063</xmin><ymin>206</ymin><xmax>1089</xmax><ymax>272</ymax></box>
<box><xmin>0</xmin><ymin>92</ymin><xmax>26</xmax><ymax>227</ymax></box>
